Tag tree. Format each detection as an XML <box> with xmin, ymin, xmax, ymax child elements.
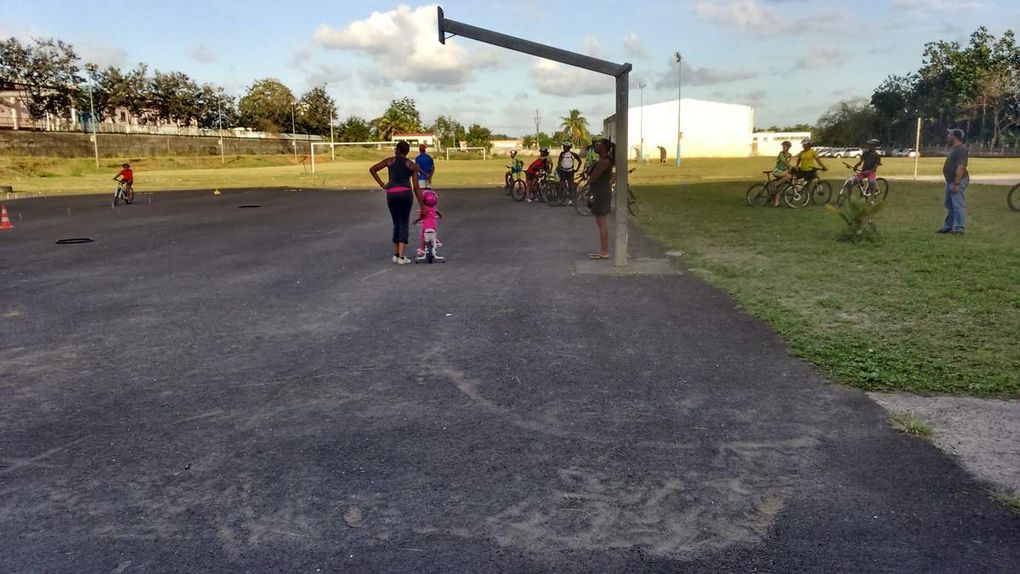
<box><xmin>559</xmin><ymin>109</ymin><xmax>591</xmax><ymax>146</ymax></box>
<box><xmin>195</xmin><ymin>84</ymin><xmax>237</xmax><ymax>129</ymax></box>
<box><xmin>297</xmin><ymin>86</ymin><xmax>337</xmax><ymax>137</ymax></box>
<box><xmin>238</xmin><ymin>78</ymin><xmax>295</xmax><ymax>133</ymax></box>
<box><xmin>522</xmin><ymin>134</ymin><xmax>536</xmax><ymax>149</ymax></box>
<box><xmin>148</xmin><ymin>70</ymin><xmax>200</xmax><ymax>126</ymax></box>
<box><xmin>373</xmin><ymin>97</ymin><xmax>423</xmax><ymax>140</ymax></box>
<box><xmin>430</xmin><ymin>115</ymin><xmax>463</xmax><ymax>149</ymax></box>
<box><xmin>339</xmin><ymin>116</ymin><xmax>371</xmax><ymax>142</ymax></box>
<box><xmin>1</xmin><ymin>37</ymin><xmax>83</xmax><ymax>120</ymax></box>
<box><xmin>871</xmin><ymin>74</ymin><xmax>915</xmax><ymax>144</ymax></box>
<box><xmin>464</xmin><ymin>123</ymin><xmax>493</xmax><ymax>151</ymax></box>
<box><xmin>815</xmin><ymin>98</ymin><xmax>879</xmax><ymax>146</ymax></box>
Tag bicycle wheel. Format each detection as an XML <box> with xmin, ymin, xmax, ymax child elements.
<box><xmin>627</xmin><ymin>187</ymin><xmax>638</xmax><ymax>216</ymax></box>
<box><xmin>504</xmin><ymin>173</ymin><xmax>513</xmax><ymax>195</ymax></box>
<box><xmin>811</xmin><ymin>180</ymin><xmax>832</xmax><ymax>205</ymax></box>
<box><xmin>124</xmin><ymin>188</ymin><xmax>135</xmax><ymax>204</ymax></box>
<box><xmin>113</xmin><ymin>189</ymin><xmax>121</xmax><ymax>206</ymax></box>
<box><xmin>835</xmin><ymin>181</ymin><xmax>853</xmax><ymax>206</ymax></box>
<box><xmin>574</xmin><ymin>186</ymin><xmax>593</xmax><ymax>216</ymax></box>
<box><xmin>875</xmin><ymin>178</ymin><xmax>889</xmax><ymax>201</ymax></box>
<box><xmin>745</xmin><ymin>183</ymin><xmax>769</xmax><ymax>207</ymax></box>
<box><xmin>1009</xmin><ymin>183</ymin><xmax>1020</xmax><ymax>212</ymax></box>
<box><xmin>511</xmin><ymin>180</ymin><xmax>527</xmax><ymax>201</ymax></box>
<box><xmin>782</xmin><ymin>183</ymin><xmax>811</xmax><ymax>208</ymax></box>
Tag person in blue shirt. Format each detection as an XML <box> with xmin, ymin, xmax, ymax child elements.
<box><xmin>415</xmin><ymin>144</ymin><xmax>435</xmax><ymax>188</ymax></box>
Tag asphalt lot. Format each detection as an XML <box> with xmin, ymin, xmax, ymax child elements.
<box><xmin>1</xmin><ymin>187</ymin><xmax>1018</xmax><ymax>572</ymax></box>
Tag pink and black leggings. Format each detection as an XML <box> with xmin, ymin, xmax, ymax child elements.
<box><xmin>386</xmin><ymin>188</ymin><xmax>413</xmax><ymax>245</ymax></box>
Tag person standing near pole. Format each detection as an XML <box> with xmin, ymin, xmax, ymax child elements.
<box><xmin>370</xmin><ymin>141</ymin><xmax>425</xmax><ymax>264</ymax></box>
<box><xmin>937</xmin><ymin>128</ymin><xmax>969</xmax><ymax>235</ymax></box>
<box><xmin>415</xmin><ymin>144</ymin><xmax>435</xmax><ymax>189</ymax></box>
<box><xmin>587</xmin><ymin>138</ymin><xmax>615</xmax><ymax>259</ymax></box>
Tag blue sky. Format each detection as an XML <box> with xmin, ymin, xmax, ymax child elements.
<box><xmin>1</xmin><ymin>0</ymin><xmax>1014</xmax><ymax>135</ymax></box>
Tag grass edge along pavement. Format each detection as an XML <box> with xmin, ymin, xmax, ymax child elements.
<box><xmin>637</xmin><ymin>180</ymin><xmax>1020</xmax><ymax>398</ymax></box>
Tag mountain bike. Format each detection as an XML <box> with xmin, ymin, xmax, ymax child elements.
<box><xmin>746</xmin><ymin>171</ymin><xmax>816</xmax><ymax>208</ymax></box>
<box><xmin>505</xmin><ymin>166</ymin><xmax>526</xmax><ymax>199</ymax></box>
<box><xmin>835</xmin><ymin>163</ymin><xmax>889</xmax><ymax>206</ymax></box>
<box><xmin>546</xmin><ymin>170</ymin><xmax>578</xmax><ymax>207</ymax></box>
<box><xmin>515</xmin><ymin>171</ymin><xmax>550</xmax><ymax>203</ymax></box>
<box><xmin>113</xmin><ymin>179</ymin><xmax>134</xmax><ymax>206</ymax></box>
<box><xmin>746</xmin><ymin>171</ymin><xmax>786</xmax><ymax>207</ymax></box>
<box><xmin>1008</xmin><ymin>182</ymin><xmax>1020</xmax><ymax>212</ymax></box>
<box><xmin>772</xmin><ymin>174</ymin><xmax>828</xmax><ymax>209</ymax></box>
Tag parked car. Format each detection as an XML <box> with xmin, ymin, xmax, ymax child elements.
<box><xmin>825</xmin><ymin>147</ymin><xmax>845</xmax><ymax>157</ymax></box>
<box><xmin>889</xmin><ymin>148</ymin><xmax>903</xmax><ymax>157</ymax></box>
<box><xmin>903</xmin><ymin>148</ymin><xmax>917</xmax><ymax>158</ymax></box>
<box><xmin>842</xmin><ymin>147</ymin><xmax>863</xmax><ymax>158</ymax></box>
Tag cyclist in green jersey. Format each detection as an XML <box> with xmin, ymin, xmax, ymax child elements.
<box><xmin>771</xmin><ymin>140</ymin><xmax>793</xmax><ymax>206</ymax></box>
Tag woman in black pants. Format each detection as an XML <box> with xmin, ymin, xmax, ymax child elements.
<box><xmin>370</xmin><ymin>141</ymin><xmax>425</xmax><ymax>264</ymax></box>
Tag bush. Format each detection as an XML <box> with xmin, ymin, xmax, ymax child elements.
<box><xmin>825</xmin><ymin>197</ymin><xmax>885</xmax><ymax>241</ymax></box>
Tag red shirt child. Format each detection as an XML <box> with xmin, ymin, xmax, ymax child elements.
<box><xmin>115</xmin><ymin>163</ymin><xmax>133</xmax><ymax>185</ymax></box>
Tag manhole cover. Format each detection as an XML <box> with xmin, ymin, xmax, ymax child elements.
<box><xmin>55</xmin><ymin>237</ymin><xmax>94</xmax><ymax>244</ymax></box>
<box><xmin>238</xmin><ymin>204</ymin><xmax>262</xmax><ymax>208</ymax></box>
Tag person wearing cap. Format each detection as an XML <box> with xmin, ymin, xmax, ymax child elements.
<box><xmin>414</xmin><ymin>143</ymin><xmax>435</xmax><ymax>189</ymax></box>
<box><xmin>557</xmin><ymin>142</ymin><xmax>582</xmax><ymax>194</ymax></box>
<box><xmin>525</xmin><ymin>148</ymin><xmax>551</xmax><ymax>202</ymax></box>
<box><xmin>852</xmin><ymin>139</ymin><xmax>883</xmax><ymax>196</ymax></box>
<box><xmin>938</xmin><ymin>129</ymin><xmax>969</xmax><ymax>234</ymax></box>
<box><xmin>793</xmin><ymin>138</ymin><xmax>827</xmax><ymax>184</ymax></box>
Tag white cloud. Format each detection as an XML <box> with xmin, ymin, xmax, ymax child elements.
<box><xmin>795</xmin><ymin>48</ymin><xmax>845</xmax><ymax>69</ymax></box>
<box><xmin>77</xmin><ymin>41</ymin><xmax>128</xmax><ymax>69</ymax></box>
<box><xmin>581</xmin><ymin>35</ymin><xmax>606</xmax><ymax>59</ymax></box>
<box><xmin>313</xmin><ymin>4</ymin><xmax>498</xmax><ymax>89</ymax></box>
<box><xmin>892</xmin><ymin>0</ymin><xmax>982</xmax><ymax>10</ymax></box>
<box><xmin>653</xmin><ymin>57</ymin><xmax>757</xmax><ymax>89</ymax></box>
<box><xmin>530</xmin><ymin>60</ymin><xmax>615</xmax><ymax>97</ymax></box>
<box><xmin>187</xmin><ymin>44</ymin><xmax>217</xmax><ymax>64</ymax></box>
<box><xmin>694</xmin><ymin>0</ymin><xmax>787</xmax><ymax>31</ymax></box>
<box><xmin>622</xmin><ymin>32</ymin><xmax>649</xmax><ymax>60</ymax></box>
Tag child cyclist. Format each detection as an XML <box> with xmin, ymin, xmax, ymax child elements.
<box><xmin>415</xmin><ymin>189</ymin><xmax>443</xmax><ymax>258</ymax></box>
<box><xmin>852</xmin><ymin>138</ymin><xmax>882</xmax><ymax>194</ymax></box>
<box><xmin>771</xmin><ymin>141</ymin><xmax>793</xmax><ymax>207</ymax></box>
<box><xmin>525</xmin><ymin>148</ymin><xmax>551</xmax><ymax>202</ymax></box>
<box><xmin>114</xmin><ymin>163</ymin><xmax>134</xmax><ymax>194</ymax></box>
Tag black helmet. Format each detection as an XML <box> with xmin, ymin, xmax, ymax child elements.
<box><xmin>562</xmin><ymin>142</ymin><xmax>572</xmax><ymax>149</ymax></box>
<box><xmin>122</xmin><ymin>163</ymin><xmax>130</xmax><ymax>168</ymax></box>
<box><xmin>539</xmin><ymin>147</ymin><xmax>549</xmax><ymax>156</ymax></box>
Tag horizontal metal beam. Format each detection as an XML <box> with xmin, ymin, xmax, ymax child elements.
<box><xmin>439</xmin><ymin>7</ymin><xmax>631</xmax><ymax>78</ymax></box>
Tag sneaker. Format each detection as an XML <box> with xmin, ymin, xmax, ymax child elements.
<box><xmin>435</xmin><ymin>240</ymin><xmax>443</xmax><ymax>247</ymax></box>
<box><xmin>950</xmin><ymin>229</ymin><xmax>965</xmax><ymax>235</ymax></box>
<box><xmin>392</xmin><ymin>255</ymin><xmax>400</xmax><ymax>262</ymax></box>
<box><xmin>526</xmin><ymin>198</ymin><xmax>533</xmax><ymax>203</ymax></box>
<box><xmin>416</xmin><ymin>248</ymin><xmax>426</xmax><ymax>257</ymax></box>
<box><xmin>396</xmin><ymin>257</ymin><xmax>412</xmax><ymax>265</ymax></box>
<box><xmin>935</xmin><ymin>228</ymin><xmax>952</xmax><ymax>234</ymax></box>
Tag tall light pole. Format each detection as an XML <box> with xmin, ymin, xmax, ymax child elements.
<box><xmin>291</xmin><ymin>100</ymin><xmax>297</xmax><ymax>158</ymax></box>
<box><xmin>533</xmin><ymin>109</ymin><xmax>541</xmax><ymax>150</ymax></box>
<box><xmin>637</xmin><ymin>79</ymin><xmax>646</xmax><ymax>161</ymax></box>
<box><xmin>217</xmin><ymin>88</ymin><xmax>225</xmax><ymax>164</ymax></box>
<box><xmin>674</xmin><ymin>51</ymin><xmax>682</xmax><ymax>167</ymax></box>
<box><xmin>87</xmin><ymin>82</ymin><xmax>99</xmax><ymax>167</ymax></box>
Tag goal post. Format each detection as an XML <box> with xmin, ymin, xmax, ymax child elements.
<box><xmin>309</xmin><ymin>141</ymin><xmax>387</xmax><ymax>173</ymax></box>
<box><xmin>445</xmin><ymin>146</ymin><xmax>488</xmax><ymax>161</ymax></box>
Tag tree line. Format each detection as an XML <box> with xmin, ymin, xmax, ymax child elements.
<box><xmin>0</xmin><ymin>35</ymin><xmax>598</xmax><ymax>149</ymax></box>
<box><xmin>816</xmin><ymin>27</ymin><xmax>1019</xmax><ymax>148</ymax></box>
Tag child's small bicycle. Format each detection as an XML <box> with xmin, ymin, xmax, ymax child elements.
<box><xmin>416</xmin><ymin>228</ymin><xmax>445</xmax><ymax>264</ymax></box>
<box><xmin>113</xmin><ymin>180</ymin><xmax>134</xmax><ymax>206</ymax></box>
<box><xmin>414</xmin><ymin>189</ymin><xmax>446</xmax><ymax>264</ymax></box>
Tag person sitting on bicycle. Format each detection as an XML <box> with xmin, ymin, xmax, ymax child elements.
<box><xmin>507</xmin><ymin>150</ymin><xmax>524</xmax><ymax>180</ymax></box>
<box><xmin>114</xmin><ymin>163</ymin><xmax>134</xmax><ymax>192</ymax></box>
<box><xmin>557</xmin><ymin>142</ymin><xmax>581</xmax><ymax>190</ymax></box>
<box><xmin>792</xmin><ymin>139</ymin><xmax>827</xmax><ymax>183</ymax></box>
<box><xmin>771</xmin><ymin>140</ymin><xmax>794</xmax><ymax>206</ymax></box>
<box><xmin>852</xmin><ymin>139</ymin><xmax>882</xmax><ymax>193</ymax></box>
<box><xmin>525</xmin><ymin>148</ymin><xmax>551</xmax><ymax>202</ymax></box>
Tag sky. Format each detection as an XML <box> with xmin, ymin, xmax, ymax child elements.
<box><xmin>1</xmin><ymin>0</ymin><xmax>1016</xmax><ymax>136</ymax></box>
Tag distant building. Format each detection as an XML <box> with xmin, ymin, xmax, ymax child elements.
<box><xmin>490</xmin><ymin>138</ymin><xmax>523</xmax><ymax>155</ymax></box>
<box><xmin>603</xmin><ymin>98</ymin><xmax>757</xmax><ymax>159</ymax></box>
<box><xmin>751</xmin><ymin>131</ymin><xmax>813</xmax><ymax>158</ymax></box>
<box><xmin>392</xmin><ymin>132</ymin><xmax>437</xmax><ymax>148</ymax></box>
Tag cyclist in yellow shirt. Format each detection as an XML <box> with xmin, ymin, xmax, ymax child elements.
<box><xmin>793</xmin><ymin>139</ymin><xmax>828</xmax><ymax>184</ymax></box>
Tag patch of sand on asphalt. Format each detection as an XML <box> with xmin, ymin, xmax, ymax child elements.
<box><xmin>868</xmin><ymin>392</ymin><xmax>1020</xmax><ymax>493</ymax></box>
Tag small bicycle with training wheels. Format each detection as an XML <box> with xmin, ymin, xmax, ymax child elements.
<box><xmin>113</xmin><ymin>179</ymin><xmax>134</xmax><ymax>206</ymax></box>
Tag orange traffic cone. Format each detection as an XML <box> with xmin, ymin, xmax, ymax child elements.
<box><xmin>0</xmin><ymin>205</ymin><xmax>13</xmax><ymax>230</ymax></box>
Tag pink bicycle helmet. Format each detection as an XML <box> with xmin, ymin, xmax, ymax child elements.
<box><xmin>422</xmin><ymin>190</ymin><xmax>438</xmax><ymax>207</ymax></box>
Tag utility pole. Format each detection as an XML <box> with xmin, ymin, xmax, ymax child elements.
<box><xmin>87</xmin><ymin>82</ymin><xmax>99</xmax><ymax>167</ymax></box>
<box><xmin>291</xmin><ymin>102</ymin><xmax>297</xmax><ymax>159</ymax></box>
<box><xmin>913</xmin><ymin>117</ymin><xmax>922</xmax><ymax>180</ymax></box>
<box><xmin>217</xmin><ymin>88</ymin><xmax>225</xmax><ymax>164</ymax></box>
<box><xmin>637</xmin><ymin>80</ymin><xmax>646</xmax><ymax>161</ymax></box>
<box><xmin>533</xmin><ymin>109</ymin><xmax>541</xmax><ymax>150</ymax></box>
<box><xmin>674</xmin><ymin>51</ymin><xmax>682</xmax><ymax>167</ymax></box>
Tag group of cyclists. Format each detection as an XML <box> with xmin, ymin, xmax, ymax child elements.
<box><xmin>769</xmin><ymin>138</ymin><xmax>882</xmax><ymax>207</ymax></box>
<box><xmin>506</xmin><ymin>142</ymin><xmax>599</xmax><ymax>203</ymax></box>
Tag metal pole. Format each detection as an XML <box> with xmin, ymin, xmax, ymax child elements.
<box><xmin>534</xmin><ymin>109</ymin><xmax>541</xmax><ymax>149</ymax></box>
<box><xmin>913</xmin><ymin>117</ymin><xmax>922</xmax><ymax>181</ymax></box>
<box><xmin>675</xmin><ymin>51</ymin><xmax>682</xmax><ymax>167</ymax></box>
<box><xmin>638</xmin><ymin>80</ymin><xmax>645</xmax><ymax>161</ymax></box>
<box><xmin>330</xmin><ymin>108</ymin><xmax>336</xmax><ymax>162</ymax></box>
<box><xmin>291</xmin><ymin>104</ymin><xmax>297</xmax><ymax>158</ymax></box>
<box><xmin>87</xmin><ymin>83</ymin><xmax>99</xmax><ymax>167</ymax></box>
<box><xmin>218</xmin><ymin>90</ymin><xmax>225</xmax><ymax>164</ymax></box>
<box><xmin>614</xmin><ymin>74</ymin><xmax>629</xmax><ymax>268</ymax></box>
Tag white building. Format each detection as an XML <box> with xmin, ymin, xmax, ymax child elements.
<box><xmin>751</xmin><ymin>131</ymin><xmax>813</xmax><ymax>158</ymax></box>
<box><xmin>604</xmin><ymin>98</ymin><xmax>756</xmax><ymax>160</ymax></box>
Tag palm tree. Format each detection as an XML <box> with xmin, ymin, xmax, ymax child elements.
<box><xmin>373</xmin><ymin>108</ymin><xmax>415</xmax><ymax>141</ymax></box>
<box><xmin>559</xmin><ymin>109</ymin><xmax>591</xmax><ymax>146</ymax></box>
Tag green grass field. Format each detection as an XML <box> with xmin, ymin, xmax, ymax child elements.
<box><xmin>3</xmin><ymin>153</ymin><xmax>1018</xmax><ymax>397</ymax></box>
<box><xmin>637</xmin><ymin>181</ymin><xmax>1020</xmax><ymax>397</ymax></box>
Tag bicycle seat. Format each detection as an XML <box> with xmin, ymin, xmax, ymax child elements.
<box><xmin>762</xmin><ymin>170</ymin><xmax>773</xmax><ymax>174</ymax></box>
